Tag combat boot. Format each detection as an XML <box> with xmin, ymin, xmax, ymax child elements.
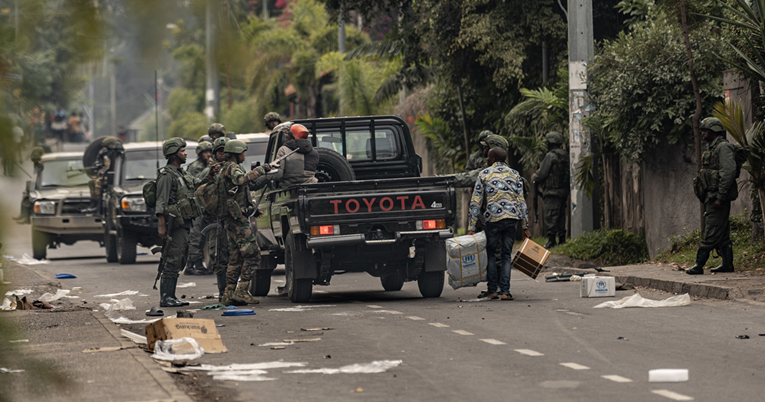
<box><xmin>543</xmin><ymin>236</ymin><xmax>557</xmax><ymax>249</ymax></box>
<box><xmin>159</xmin><ymin>278</ymin><xmax>184</xmax><ymax>308</ymax></box>
<box><xmin>231</xmin><ymin>281</ymin><xmax>260</xmax><ymax>304</ymax></box>
<box><xmin>686</xmin><ymin>248</ymin><xmax>711</xmax><ymax>275</ymax></box>
<box><xmin>81</xmin><ymin>199</ymin><xmax>100</xmax><ymax>214</ymax></box>
<box><xmin>711</xmin><ymin>244</ymin><xmax>735</xmax><ymax>273</ymax></box>
<box><xmin>168</xmin><ymin>277</ymin><xmax>190</xmax><ymax>306</ymax></box>
<box><xmin>183</xmin><ymin>259</ymin><xmax>204</xmax><ymax>275</ymax></box>
<box><xmin>216</xmin><ymin>272</ymin><xmax>227</xmax><ymax>302</ymax></box>
<box><xmin>558</xmin><ymin>235</ymin><xmax>566</xmax><ymax>246</ymax></box>
<box><xmin>221</xmin><ymin>284</ymin><xmax>246</xmax><ymax>306</ymax></box>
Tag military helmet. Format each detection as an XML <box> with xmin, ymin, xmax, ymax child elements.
<box><xmin>196</xmin><ymin>141</ymin><xmax>213</xmax><ymax>155</ymax></box>
<box><xmin>478</xmin><ymin>130</ymin><xmax>493</xmax><ymax>143</ymax></box>
<box><xmin>701</xmin><ymin>117</ymin><xmax>725</xmax><ymax>133</ymax></box>
<box><xmin>264</xmin><ymin>112</ymin><xmax>281</xmax><ymax>124</ymax></box>
<box><xmin>483</xmin><ymin>134</ymin><xmax>509</xmax><ymax>152</ymax></box>
<box><xmin>224</xmin><ymin>139</ymin><xmax>248</xmax><ymax>154</ymax></box>
<box><xmin>199</xmin><ymin>135</ymin><xmax>212</xmax><ymax>143</ymax></box>
<box><xmin>208</xmin><ymin>123</ymin><xmax>226</xmax><ymax>137</ymax></box>
<box><xmin>213</xmin><ymin>137</ymin><xmax>228</xmax><ymax>153</ymax></box>
<box><xmin>102</xmin><ymin>137</ymin><xmax>120</xmax><ymax>149</ymax></box>
<box><xmin>31</xmin><ymin>146</ymin><xmax>45</xmax><ymax>162</ymax></box>
<box><xmin>545</xmin><ymin>132</ymin><xmax>565</xmax><ymax>145</ymax></box>
<box><xmin>162</xmin><ymin>137</ymin><xmax>187</xmax><ymax>157</ymax></box>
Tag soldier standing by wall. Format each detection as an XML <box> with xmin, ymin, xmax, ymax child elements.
<box><xmin>184</xmin><ymin>141</ymin><xmax>214</xmax><ymax>275</ymax></box>
<box><xmin>532</xmin><ymin>132</ymin><xmax>569</xmax><ymax>249</ymax></box>
<box><xmin>687</xmin><ymin>117</ymin><xmax>738</xmax><ymax>275</ymax></box>
<box><xmin>155</xmin><ymin>138</ymin><xmax>202</xmax><ymax>307</ymax></box>
<box><xmin>219</xmin><ymin>139</ymin><xmax>276</xmax><ymax>305</ymax></box>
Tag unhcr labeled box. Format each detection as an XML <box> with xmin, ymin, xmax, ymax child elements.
<box><xmin>511</xmin><ymin>239</ymin><xmax>551</xmax><ymax>280</ymax></box>
<box><xmin>580</xmin><ymin>276</ymin><xmax>616</xmax><ymax>298</ymax></box>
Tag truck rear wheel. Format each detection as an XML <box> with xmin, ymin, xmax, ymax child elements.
<box><xmin>117</xmin><ymin>228</ymin><xmax>137</xmax><ymax>264</ymax></box>
<box><xmin>250</xmin><ymin>270</ymin><xmax>272</xmax><ymax>296</ymax></box>
<box><xmin>104</xmin><ymin>223</ymin><xmax>118</xmax><ymax>263</ymax></box>
<box><xmin>315</xmin><ymin>147</ymin><xmax>355</xmax><ymax>182</ymax></box>
<box><xmin>285</xmin><ymin>232</ymin><xmax>313</xmax><ymax>303</ymax></box>
<box><xmin>32</xmin><ymin>229</ymin><xmax>48</xmax><ymax>260</ymax></box>
<box><xmin>381</xmin><ymin>271</ymin><xmax>405</xmax><ymax>291</ymax></box>
<box><xmin>417</xmin><ymin>270</ymin><xmax>444</xmax><ymax>298</ymax></box>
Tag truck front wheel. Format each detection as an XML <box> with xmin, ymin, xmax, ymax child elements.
<box><xmin>117</xmin><ymin>228</ymin><xmax>137</xmax><ymax>264</ymax></box>
<box><xmin>417</xmin><ymin>270</ymin><xmax>444</xmax><ymax>298</ymax></box>
<box><xmin>285</xmin><ymin>232</ymin><xmax>313</xmax><ymax>303</ymax></box>
<box><xmin>381</xmin><ymin>271</ymin><xmax>405</xmax><ymax>291</ymax></box>
<box><xmin>104</xmin><ymin>222</ymin><xmax>118</xmax><ymax>263</ymax></box>
<box><xmin>32</xmin><ymin>229</ymin><xmax>48</xmax><ymax>260</ymax></box>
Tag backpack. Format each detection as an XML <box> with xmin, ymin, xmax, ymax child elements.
<box><xmin>143</xmin><ymin>180</ymin><xmax>157</xmax><ymax>208</ymax></box>
<box><xmin>194</xmin><ymin>173</ymin><xmax>228</xmax><ymax>219</ymax></box>
<box><xmin>733</xmin><ymin>146</ymin><xmax>749</xmax><ymax>179</ymax></box>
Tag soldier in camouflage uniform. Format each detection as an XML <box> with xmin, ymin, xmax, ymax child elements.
<box><xmin>466</xmin><ymin>130</ymin><xmax>493</xmax><ymax>171</ymax></box>
<box><xmin>264</xmin><ymin>112</ymin><xmax>282</xmax><ymax>132</ymax></box>
<box><xmin>184</xmin><ymin>141</ymin><xmax>214</xmax><ymax>275</ymax></box>
<box><xmin>155</xmin><ymin>138</ymin><xmax>202</xmax><ymax>307</ymax></box>
<box><xmin>208</xmin><ymin>123</ymin><xmax>226</xmax><ymax>141</ymax></box>
<box><xmin>201</xmin><ymin>137</ymin><xmax>231</xmax><ymax>297</ymax></box>
<box><xmin>532</xmin><ymin>132</ymin><xmax>569</xmax><ymax>248</ymax></box>
<box><xmin>219</xmin><ymin>139</ymin><xmax>276</xmax><ymax>305</ymax></box>
<box><xmin>83</xmin><ymin>137</ymin><xmax>121</xmax><ymax>213</ymax></box>
<box><xmin>687</xmin><ymin>117</ymin><xmax>738</xmax><ymax>275</ymax></box>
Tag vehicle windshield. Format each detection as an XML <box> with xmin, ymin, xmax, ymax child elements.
<box><xmin>242</xmin><ymin>141</ymin><xmax>268</xmax><ymax>170</ymax></box>
<box><xmin>123</xmin><ymin>149</ymin><xmax>195</xmax><ymax>181</ymax></box>
<box><xmin>39</xmin><ymin>159</ymin><xmax>90</xmax><ymax>187</ymax></box>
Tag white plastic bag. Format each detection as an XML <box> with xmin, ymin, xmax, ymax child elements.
<box><xmin>593</xmin><ymin>293</ymin><xmax>691</xmax><ymax>309</ymax></box>
<box><xmin>445</xmin><ymin>232</ymin><xmax>488</xmax><ymax>290</ymax></box>
<box><xmin>151</xmin><ymin>337</ymin><xmax>205</xmax><ymax>362</ymax></box>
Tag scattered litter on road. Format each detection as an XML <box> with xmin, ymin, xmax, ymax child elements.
<box><xmin>18</xmin><ymin>254</ymin><xmax>49</xmax><ymax>265</ymax></box>
<box><xmin>301</xmin><ymin>327</ymin><xmax>333</xmax><ymax>331</ymax></box>
<box><xmin>14</xmin><ymin>296</ymin><xmax>35</xmax><ymax>310</ymax></box>
<box><xmin>152</xmin><ymin>337</ymin><xmax>204</xmax><ymax>362</ymax></box>
<box><xmin>99</xmin><ymin>298</ymin><xmax>135</xmax><ymax>312</ymax></box>
<box><xmin>5</xmin><ymin>289</ymin><xmax>32</xmax><ymax>297</ymax></box>
<box><xmin>222</xmin><ymin>309</ymin><xmax>255</xmax><ymax>316</ymax></box>
<box><xmin>285</xmin><ymin>360</ymin><xmax>403</xmax><ymax>374</ymax></box>
<box><xmin>106</xmin><ymin>305</ymin><xmax>168</xmax><ymax>324</ymax></box>
<box><xmin>146</xmin><ymin>306</ymin><xmax>164</xmax><ymax>317</ymax></box>
<box><xmin>94</xmin><ymin>290</ymin><xmax>139</xmax><ymax>298</ymax></box>
<box><xmin>201</xmin><ymin>304</ymin><xmax>227</xmax><ymax>310</ymax></box>
<box><xmin>183</xmin><ymin>362</ymin><xmax>306</xmax><ymax>372</ymax></box>
<box><xmin>9</xmin><ymin>339</ymin><xmax>29</xmax><ymax>343</ymax></box>
<box><xmin>215</xmin><ymin>324</ymin><xmax>225</xmax><ymax>327</ymax></box>
<box><xmin>32</xmin><ymin>300</ymin><xmax>52</xmax><ymax>309</ymax></box>
<box><xmin>258</xmin><ymin>342</ymin><xmax>295</xmax><ymax>347</ymax></box>
<box><xmin>735</xmin><ymin>335</ymin><xmax>750</xmax><ymax>339</ymax></box>
<box><xmin>54</xmin><ymin>273</ymin><xmax>75</xmax><ymax>279</ymax></box>
<box><xmin>120</xmin><ymin>329</ymin><xmax>147</xmax><ymax>344</ymax></box>
<box><xmin>0</xmin><ymin>297</ymin><xmax>15</xmax><ymax>311</ymax></box>
<box><xmin>593</xmin><ymin>293</ymin><xmax>691</xmax><ymax>309</ymax></box>
<box><xmin>324</xmin><ymin>355</ymin><xmax>331</xmax><ymax>359</ymax></box>
<box><xmin>39</xmin><ymin>289</ymin><xmax>79</xmax><ymax>302</ymax></box>
<box><xmin>269</xmin><ymin>305</ymin><xmax>336</xmax><ymax>312</ymax></box>
<box><xmin>649</xmin><ymin>369</ymin><xmax>689</xmax><ymax>383</ymax></box>
<box><xmin>71</xmin><ymin>287</ymin><xmax>82</xmax><ymax>291</ymax></box>
<box><xmin>283</xmin><ymin>338</ymin><xmax>320</xmax><ymax>342</ymax></box>
<box><xmin>177</xmin><ymin>282</ymin><xmax>196</xmax><ymax>288</ymax></box>
<box><xmin>0</xmin><ymin>368</ymin><xmax>24</xmax><ymax>373</ymax></box>
<box><xmin>211</xmin><ymin>373</ymin><xmax>275</xmax><ymax>381</ymax></box>
<box><xmin>271</xmin><ymin>346</ymin><xmax>286</xmax><ymax>350</ymax></box>
<box><xmin>176</xmin><ymin>310</ymin><xmax>194</xmax><ymax>318</ymax></box>
<box><xmin>545</xmin><ymin>274</ymin><xmax>584</xmax><ymax>282</ymax></box>
<box><xmin>82</xmin><ymin>346</ymin><xmax>134</xmax><ymax>353</ymax></box>
<box><xmin>617</xmin><ymin>337</ymin><xmax>629</xmax><ymax>341</ymax></box>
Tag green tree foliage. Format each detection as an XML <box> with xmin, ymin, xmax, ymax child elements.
<box><xmin>415</xmin><ymin>113</ymin><xmax>465</xmax><ymax>173</ymax></box>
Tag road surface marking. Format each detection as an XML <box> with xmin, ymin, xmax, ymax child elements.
<box><xmin>514</xmin><ymin>349</ymin><xmax>544</xmax><ymax>356</ymax></box>
<box><xmin>480</xmin><ymin>339</ymin><xmax>506</xmax><ymax>345</ymax></box>
<box><xmin>428</xmin><ymin>323</ymin><xmax>449</xmax><ymax>328</ymax></box>
<box><xmin>601</xmin><ymin>375</ymin><xmax>633</xmax><ymax>383</ymax></box>
<box><xmin>367</xmin><ymin>305</ymin><xmax>383</xmax><ymax>309</ymax></box>
<box><xmin>452</xmin><ymin>330</ymin><xmax>474</xmax><ymax>335</ymax></box>
<box><xmin>407</xmin><ymin>316</ymin><xmax>425</xmax><ymax>320</ymax></box>
<box><xmin>651</xmin><ymin>390</ymin><xmax>694</xmax><ymax>401</ymax></box>
<box><xmin>559</xmin><ymin>362</ymin><xmax>589</xmax><ymax>370</ymax></box>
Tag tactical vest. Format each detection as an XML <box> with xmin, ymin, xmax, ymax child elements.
<box><xmin>693</xmin><ymin>137</ymin><xmax>738</xmax><ymax>202</ymax></box>
<box><xmin>543</xmin><ymin>149</ymin><xmax>570</xmax><ymax>192</ymax></box>
<box><xmin>161</xmin><ymin>166</ymin><xmax>201</xmax><ymax>223</ymax></box>
<box><xmin>222</xmin><ymin>161</ymin><xmax>254</xmax><ymax>221</ymax></box>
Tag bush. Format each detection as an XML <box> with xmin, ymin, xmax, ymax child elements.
<box><xmin>554</xmin><ymin>229</ymin><xmax>649</xmax><ymax>266</ymax></box>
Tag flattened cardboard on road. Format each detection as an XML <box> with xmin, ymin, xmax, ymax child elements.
<box><xmin>512</xmin><ymin>239</ymin><xmax>550</xmax><ymax>279</ymax></box>
<box><xmin>145</xmin><ymin>318</ymin><xmax>227</xmax><ymax>353</ymax></box>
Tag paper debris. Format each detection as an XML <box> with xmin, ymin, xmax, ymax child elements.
<box><xmin>258</xmin><ymin>342</ymin><xmax>295</xmax><ymax>347</ymax></box>
<box><xmin>120</xmin><ymin>329</ymin><xmax>147</xmax><ymax>344</ymax></box>
<box><xmin>285</xmin><ymin>360</ymin><xmax>403</xmax><ymax>374</ymax></box>
<box><xmin>99</xmin><ymin>298</ymin><xmax>135</xmax><ymax>312</ymax></box>
<box><xmin>301</xmin><ymin>328</ymin><xmax>333</xmax><ymax>331</ymax></box>
<box><xmin>94</xmin><ymin>290</ymin><xmax>139</xmax><ymax>298</ymax></box>
<box><xmin>283</xmin><ymin>338</ymin><xmax>321</xmax><ymax>342</ymax></box>
<box><xmin>269</xmin><ymin>305</ymin><xmax>336</xmax><ymax>312</ymax></box>
<box><xmin>16</xmin><ymin>254</ymin><xmax>49</xmax><ymax>265</ymax></box>
<box><xmin>0</xmin><ymin>368</ymin><xmax>24</xmax><ymax>373</ymax></box>
<box><xmin>39</xmin><ymin>289</ymin><xmax>79</xmax><ymax>302</ymax></box>
<box><xmin>5</xmin><ymin>289</ymin><xmax>32</xmax><ymax>297</ymax></box>
<box><xmin>180</xmin><ymin>362</ymin><xmax>306</xmax><ymax>372</ymax></box>
<box><xmin>176</xmin><ymin>282</ymin><xmax>196</xmax><ymax>288</ymax></box>
<box><xmin>0</xmin><ymin>297</ymin><xmax>15</xmax><ymax>311</ymax></box>
<box><xmin>82</xmin><ymin>346</ymin><xmax>133</xmax><ymax>353</ymax></box>
<box><xmin>593</xmin><ymin>293</ymin><xmax>691</xmax><ymax>309</ymax></box>
<box><xmin>9</xmin><ymin>339</ymin><xmax>29</xmax><ymax>343</ymax></box>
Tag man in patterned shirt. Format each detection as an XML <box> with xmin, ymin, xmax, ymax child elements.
<box><xmin>467</xmin><ymin>147</ymin><xmax>530</xmax><ymax>300</ymax></box>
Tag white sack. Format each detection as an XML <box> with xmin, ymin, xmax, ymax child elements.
<box><xmin>446</xmin><ymin>232</ymin><xmax>487</xmax><ymax>290</ymax></box>
<box><xmin>593</xmin><ymin>293</ymin><xmax>691</xmax><ymax>309</ymax></box>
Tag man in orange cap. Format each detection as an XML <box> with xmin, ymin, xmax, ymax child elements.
<box><xmin>272</xmin><ymin>123</ymin><xmax>319</xmax><ymax>188</ymax></box>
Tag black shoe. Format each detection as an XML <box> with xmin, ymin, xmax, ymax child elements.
<box><xmin>686</xmin><ymin>248</ymin><xmax>711</xmax><ymax>275</ymax></box>
<box><xmin>558</xmin><ymin>236</ymin><xmax>566</xmax><ymax>245</ymax></box>
<box><xmin>183</xmin><ymin>260</ymin><xmax>204</xmax><ymax>275</ymax></box>
<box><xmin>711</xmin><ymin>244</ymin><xmax>735</xmax><ymax>273</ymax></box>
<box><xmin>167</xmin><ymin>277</ymin><xmax>190</xmax><ymax>306</ymax></box>
<box><xmin>543</xmin><ymin>236</ymin><xmax>557</xmax><ymax>249</ymax></box>
<box><xmin>159</xmin><ymin>277</ymin><xmax>184</xmax><ymax>308</ymax></box>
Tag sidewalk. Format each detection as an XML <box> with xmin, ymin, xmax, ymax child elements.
<box><xmin>545</xmin><ymin>255</ymin><xmax>765</xmax><ymax>302</ymax></box>
<box><xmin>0</xmin><ymin>260</ymin><xmax>192</xmax><ymax>402</ymax></box>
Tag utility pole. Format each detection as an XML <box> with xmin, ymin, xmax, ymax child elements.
<box><xmin>262</xmin><ymin>0</ymin><xmax>268</xmax><ymax>19</ymax></box>
<box><xmin>205</xmin><ymin>0</ymin><xmax>220</xmax><ymax>122</ymax></box>
<box><xmin>338</xmin><ymin>10</ymin><xmax>346</xmax><ymax>117</ymax></box>
<box><xmin>110</xmin><ymin>68</ymin><xmax>116</xmax><ymax>137</ymax></box>
<box><xmin>567</xmin><ymin>0</ymin><xmax>595</xmax><ymax>237</ymax></box>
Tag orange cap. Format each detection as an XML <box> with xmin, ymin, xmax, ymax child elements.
<box><xmin>290</xmin><ymin>124</ymin><xmax>309</xmax><ymax>140</ymax></box>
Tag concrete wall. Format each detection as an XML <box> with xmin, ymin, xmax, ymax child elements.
<box><xmin>723</xmin><ymin>69</ymin><xmax>755</xmax><ymax>218</ymax></box>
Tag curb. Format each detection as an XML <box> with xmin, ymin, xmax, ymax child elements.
<box><xmin>92</xmin><ymin>311</ymin><xmax>194</xmax><ymax>402</ymax></box>
<box><xmin>548</xmin><ymin>267</ymin><xmax>740</xmax><ymax>300</ymax></box>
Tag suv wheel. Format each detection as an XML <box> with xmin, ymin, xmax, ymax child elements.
<box><xmin>250</xmin><ymin>270</ymin><xmax>273</xmax><ymax>296</ymax></box>
<box><xmin>285</xmin><ymin>231</ymin><xmax>313</xmax><ymax>303</ymax></box>
<box><xmin>417</xmin><ymin>270</ymin><xmax>444</xmax><ymax>298</ymax></box>
<box><xmin>381</xmin><ymin>271</ymin><xmax>405</xmax><ymax>291</ymax></box>
<box><xmin>32</xmin><ymin>229</ymin><xmax>48</xmax><ymax>260</ymax></box>
<box><xmin>117</xmin><ymin>228</ymin><xmax>137</xmax><ymax>264</ymax></box>
<box><xmin>104</xmin><ymin>223</ymin><xmax>118</xmax><ymax>263</ymax></box>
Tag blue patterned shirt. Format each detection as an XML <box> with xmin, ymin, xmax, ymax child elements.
<box><xmin>469</xmin><ymin>162</ymin><xmax>528</xmax><ymax>232</ymax></box>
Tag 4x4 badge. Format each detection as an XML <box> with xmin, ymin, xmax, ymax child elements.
<box><xmin>431</xmin><ymin>201</ymin><xmax>442</xmax><ymax>208</ymax></box>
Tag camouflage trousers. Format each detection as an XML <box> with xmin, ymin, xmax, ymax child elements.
<box><xmin>88</xmin><ymin>177</ymin><xmax>105</xmax><ymax>200</ymax></box>
<box><xmin>224</xmin><ymin>217</ymin><xmax>261</xmax><ymax>286</ymax></box>
<box><xmin>161</xmin><ymin>226</ymin><xmax>190</xmax><ymax>279</ymax></box>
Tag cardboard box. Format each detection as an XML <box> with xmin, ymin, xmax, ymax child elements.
<box><xmin>580</xmin><ymin>276</ymin><xmax>616</xmax><ymax>298</ymax></box>
<box><xmin>511</xmin><ymin>238</ymin><xmax>551</xmax><ymax>279</ymax></box>
<box><xmin>145</xmin><ymin>318</ymin><xmax>227</xmax><ymax>353</ymax></box>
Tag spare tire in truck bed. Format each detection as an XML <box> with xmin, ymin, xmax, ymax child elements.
<box><xmin>315</xmin><ymin>147</ymin><xmax>355</xmax><ymax>182</ymax></box>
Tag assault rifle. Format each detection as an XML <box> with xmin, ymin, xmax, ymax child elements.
<box><xmin>151</xmin><ymin>213</ymin><xmax>176</xmax><ymax>290</ymax></box>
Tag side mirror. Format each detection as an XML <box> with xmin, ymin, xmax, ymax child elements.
<box><xmin>106</xmin><ymin>171</ymin><xmax>115</xmax><ymax>186</ymax></box>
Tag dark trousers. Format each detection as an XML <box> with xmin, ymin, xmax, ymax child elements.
<box><xmin>161</xmin><ymin>226</ymin><xmax>190</xmax><ymax>279</ymax></box>
<box><xmin>699</xmin><ymin>199</ymin><xmax>731</xmax><ymax>250</ymax></box>
<box><xmin>485</xmin><ymin>218</ymin><xmax>518</xmax><ymax>295</ymax></box>
<box><xmin>543</xmin><ymin>195</ymin><xmax>566</xmax><ymax>237</ymax></box>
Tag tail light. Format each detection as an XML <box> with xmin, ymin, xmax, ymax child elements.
<box><xmin>416</xmin><ymin>219</ymin><xmax>446</xmax><ymax>230</ymax></box>
<box><xmin>310</xmin><ymin>225</ymin><xmax>340</xmax><ymax>236</ymax></box>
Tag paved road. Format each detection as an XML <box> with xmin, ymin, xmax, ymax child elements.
<box><xmin>2</xmin><ymin>157</ymin><xmax>765</xmax><ymax>401</ymax></box>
